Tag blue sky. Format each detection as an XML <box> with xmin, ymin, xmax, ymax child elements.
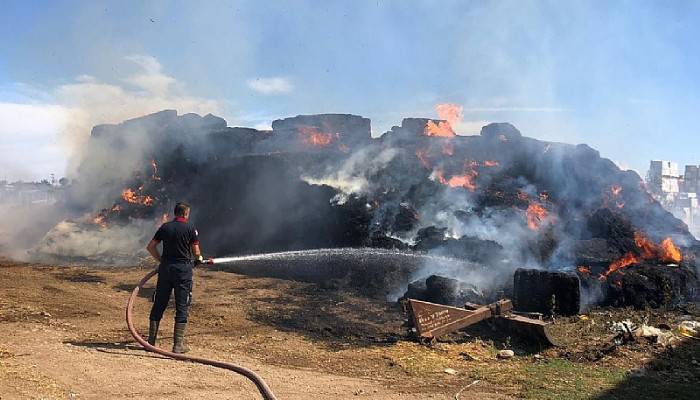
<box><xmin>1</xmin><ymin>0</ymin><xmax>699</xmax><ymax>180</ymax></box>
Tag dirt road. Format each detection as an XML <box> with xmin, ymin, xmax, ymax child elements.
<box><xmin>0</xmin><ymin>261</ymin><xmax>511</xmax><ymax>399</ymax></box>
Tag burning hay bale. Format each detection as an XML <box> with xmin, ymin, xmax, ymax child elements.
<box><xmin>27</xmin><ymin>109</ymin><xmax>699</xmax><ymax>309</ymax></box>
<box><xmin>578</xmin><ymin>263</ymin><xmax>699</xmax><ymax>309</ymax></box>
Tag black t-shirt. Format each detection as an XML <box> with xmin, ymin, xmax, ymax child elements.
<box><xmin>153</xmin><ymin>217</ymin><xmax>200</xmax><ymax>263</ymax></box>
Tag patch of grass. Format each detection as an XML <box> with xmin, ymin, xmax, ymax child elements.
<box><xmin>520</xmin><ymin>359</ymin><xmax>626</xmax><ymax>400</ymax></box>
<box><xmin>387</xmin><ymin>342</ymin><xmax>453</xmax><ymax>374</ymax></box>
<box><xmin>460</xmin><ymin>356</ymin><xmax>628</xmax><ymax>399</ymax></box>
<box><xmin>385</xmin><ymin>341</ymin><xmax>631</xmax><ymax>398</ymax></box>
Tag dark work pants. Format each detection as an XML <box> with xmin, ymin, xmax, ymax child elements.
<box><xmin>149</xmin><ymin>262</ymin><xmax>193</xmax><ymax>323</ymax></box>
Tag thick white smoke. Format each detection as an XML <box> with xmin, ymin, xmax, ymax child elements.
<box><xmin>0</xmin><ymin>55</ymin><xmax>223</xmax><ymax>263</ymax></box>
<box><xmin>56</xmin><ymin>55</ymin><xmax>221</xmax><ymax>177</ymax></box>
<box><xmin>301</xmin><ymin>146</ymin><xmax>398</xmax><ymax>203</ymax></box>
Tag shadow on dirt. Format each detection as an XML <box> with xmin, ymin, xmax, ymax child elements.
<box><xmin>65</xmin><ymin>340</ymin><xmax>135</xmax><ymax>350</ymax></box>
<box><xmin>113</xmin><ymin>283</ymin><xmax>155</xmax><ymax>299</ymax></box>
<box><xmin>593</xmin><ymin>337</ymin><xmax>700</xmax><ymax>400</ymax></box>
<box><xmin>446</xmin><ymin>320</ymin><xmax>553</xmax><ymax>356</ymax></box>
<box><xmin>54</xmin><ymin>271</ymin><xmax>107</xmax><ymax>283</ymax></box>
<box><xmin>239</xmin><ymin>277</ymin><xmax>556</xmax><ymax>353</ymax></box>
<box><xmin>243</xmin><ymin>283</ymin><xmax>406</xmax><ymax>350</ymax></box>
<box><xmin>64</xmin><ymin>340</ymin><xmax>172</xmax><ymax>360</ymax></box>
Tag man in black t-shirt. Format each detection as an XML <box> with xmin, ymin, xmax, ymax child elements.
<box><xmin>145</xmin><ymin>202</ymin><xmax>204</xmax><ymax>353</ymax></box>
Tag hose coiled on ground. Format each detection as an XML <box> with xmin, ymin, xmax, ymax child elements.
<box><xmin>125</xmin><ymin>268</ymin><xmax>278</xmax><ymax>400</ymax></box>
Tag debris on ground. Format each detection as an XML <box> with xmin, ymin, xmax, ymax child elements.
<box><xmin>634</xmin><ymin>324</ymin><xmax>678</xmax><ymax>347</ymax></box>
<box><xmin>2</xmin><ymin>260</ymin><xmax>700</xmax><ymax>400</ymax></box>
<box><xmin>443</xmin><ymin>368</ymin><xmax>458</xmax><ymax>375</ymax></box>
<box><xmin>459</xmin><ymin>352</ymin><xmax>480</xmax><ymax>361</ymax></box>
<box><xmin>497</xmin><ymin>350</ymin><xmax>515</xmax><ymax>359</ymax></box>
<box><xmin>679</xmin><ymin>321</ymin><xmax>700</xmax><ymax>339</ymax></box>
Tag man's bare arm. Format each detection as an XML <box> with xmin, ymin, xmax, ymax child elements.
<box><xmin>192</xmin><ymin>243</ymin><xmax>204</xmax><ymax>265</ymax></box>
<box><xmin>146</xmin><ymin>239</ymin><xmax>161</xmax><ymax>263</ymax></box>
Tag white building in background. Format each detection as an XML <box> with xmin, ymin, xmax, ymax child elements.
<box><xmin>647</xmin><ymin>160</ymin><xmax>700</xmax><ymax>238</ymax></box>
<box><xmin>647</xmin><ymin>161</ymin><xmax>681</xmax><ymax>194</ymax></box>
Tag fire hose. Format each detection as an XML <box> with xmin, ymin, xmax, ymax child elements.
<box><xmin>125</xmin><ymin>261</ymin><xmax>278</xmax><ymax>400</ymax></box>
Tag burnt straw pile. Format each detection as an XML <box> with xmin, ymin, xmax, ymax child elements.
<box><xmin>33</xmin><ymin>110</ymin><xmax>699</xmax><ymax>309</ymax></box>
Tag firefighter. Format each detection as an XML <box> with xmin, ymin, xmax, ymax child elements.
<box><xmin>145</xmin><ymin>202</ymin><xmax>204</xmax><ymax>353</ymax></box>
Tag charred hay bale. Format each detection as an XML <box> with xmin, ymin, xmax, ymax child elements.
<box><xmin>586</xmin><ymin>208</ymin><xmax>636</xmax><ymax>254</ymax></box>
<box><xmin>513</xmin><ymin>268</ymin><xmax>580</xmax><ymax>316</ymax></box>
<box><xmin>392</xmin><ymin>203</ymin><xmax>420</xmax><ymax>232</ymax></box>
<box><xmin>425</xmin><ymin>275</ymin><xmax>462</xmax><ymax>305</ymax></box>
<box><xmin>402</xmin><ymin>275</ymin><xmax>486</xmax><ymax>307</ymax></box>
<box><xmin>603</xmin><ymin>264</ymin><xmax>699</xmax><ymax>309</ymax></box>
<box><xmin>571</xmin><ymin>238</ymin><xmax>625</xmax><ymax>266</ymax></box>
<box><xmin>443</xmin><ymin>236</ymin><xmax>505</xmax><ymax>264</ymax></box>
<box><xmin>404</xmin><ymin>279</ymin><xmax>428</xmax><ymax>300</ymax></box>
<box><xmin>525</xmin><ymin>224</ymin><xmax>559</xmax><ymax>264</ymax></box>
<box><xmin>459</xmin><ymin>236</ymin><xmax>503</xmax><ymax>256</ymax></box>
<box><xmin>271</xmin><ymin>114</ymin><xmax>372</xmax><ymax>149</ymax></box>
<box><xmin>413</xmin><ymin>227</ymin><xmax>505</xmax><ymax>265</ymax></box>
<box><xmin>413</xmin><ymin>227</ymin><xmax>448</xmax><ymax>250</ymax></box>
<box><xmin>480</xmin><ymin>122</ymin><xmax>522</xmax><ymax>142</ymax></box>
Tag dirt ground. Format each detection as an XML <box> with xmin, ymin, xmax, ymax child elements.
<box><xmin>1</xmin><ymin>259</ymin><xmax>699</xmax><ymax>400</ymax></box>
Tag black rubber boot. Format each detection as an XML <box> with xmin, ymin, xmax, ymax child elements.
<box><xmin>147</xmin><ymin>320</ymin><xmax>159</xmax><ymax>347</ymax></box>
<box><xmin>172</xmin><ymin>322</ymin><xmax>190</xmax><ymax>354</ymax></box>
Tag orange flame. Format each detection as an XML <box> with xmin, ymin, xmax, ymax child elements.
<box><xmin>435</xmin><ymin>103</ymin><xmax>463</xmax><ymax>128</ymax></box>
<box><xmin>577</xmin><ymin>266</ymin><xmax>591</xmax><ymax>275</ymax></box>
<box><xmin>526</xmin><ymin>203</ymin><xmax>548</xmax><ymax>230</ymax></box>
<box><xmin>122</xmin><ymin>188</ymin><xmax>138</xmax><ymax>203</ymax></box>
<box><xmin>93</xmin><ymin>214</ymin><xmax>107</xmax><ymax>227</ymax></box>
<box><xmin>634</xmin><ymin>231</ymin><xmax>657</xmax><ymax>259</ymax></box>
<box><xmin>483</xmin><ymin>160</ymin><xmax>499</xmax><ymax>167</ymax></box>
<box><xmin>299</xmin><ymin>126</ymin><xmax>334</xmax><ymax>147</ymax></box>
<box><xmin>601</xmin><ymin>252</ymin><xmax>639</xmax><ymax>280</ymax></box>
<box><xmin>603</xmin><ymin>185</ymin><xmax>626</xmax><ymax>209</ymax></box>
<box><xmin>435</xmin><ymin>169</ymin><xmax>478</xmax><ymax>191</ymax></box>
<box><xmin>92</xmin><ymin>203</ymin><xmax>124</xmax><ymax>227</ymax></box>
<box><xmin>632</xmin><ymin>232</ymin><xmax>683</xmax><ymax>263</ymax></box>
<box><xmin>122</xmin><ymin>188</ymin><xmax>154</xmax><ymax>206</ymax></box>
<box><xmin>446</xmin><ymin>174</ymin><xmax>477</xmax><ymax>191</ymax></box>
<box><xmin>660</xmin><ymin>238</ymin><xmax>682</xmax><ymax>263</ymax></box>
<box><xmin>424</xmin><ymin>120</ymin><xmax>456</xmax><ymax>138</ymax></box>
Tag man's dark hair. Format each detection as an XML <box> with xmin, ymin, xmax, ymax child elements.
<box><xmin>174</xmin><ymin>202</ymin><xmax>191</xmax><ymax>217</ymax></box>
